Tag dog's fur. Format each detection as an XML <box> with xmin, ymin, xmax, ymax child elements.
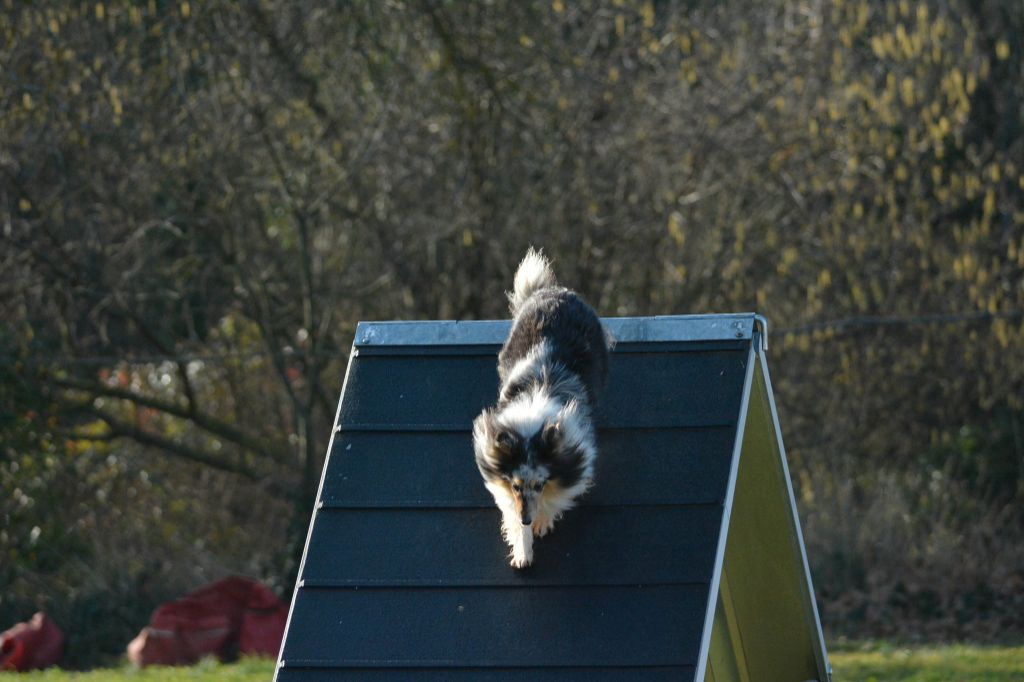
<box><xmin>473</xmin><ymin>249</ymin><xmax>610</xmax><ymax>568</ymax></box>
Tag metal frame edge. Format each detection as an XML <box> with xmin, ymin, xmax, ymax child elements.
<box><xmin>755</xmin><ymin>347</ymin><xmax>832</xmax><ymax>682</ymax></box>
<box><xmin>274</xmin><ymin>340</ymin><xmax>359</xmax><ymax>679</ymax></box>
<box><xmin>355</xmin><ymin>313</ymin><xmax>758</xmax><ymax>347</ymax></box>
<box><xmin>693</xmin><ymin>338</ymin><xmax>758</xmax><ymax>681</ymax></box>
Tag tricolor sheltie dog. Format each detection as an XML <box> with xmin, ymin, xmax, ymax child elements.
<box><xmin>473</xmin><ymin>249</ymin><xmax>611</xmax><ymax>568</ymax></box>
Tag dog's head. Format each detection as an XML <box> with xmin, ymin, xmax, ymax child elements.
<box><xmin>473</xmin><ymin>402</ymin><xmax>589</xmax><ymax>526</ymax></box>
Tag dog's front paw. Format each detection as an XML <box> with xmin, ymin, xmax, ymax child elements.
<box><xmin>532</xmin><ymin>514</ymin><xmax>555</xmax><ymax>538</ymax></box>
<box><xmin>509</xmin><ymin>551</ymin><xmax>533</xmax><ymax>569</ymax></box>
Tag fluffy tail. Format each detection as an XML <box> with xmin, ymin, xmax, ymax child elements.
<box><xmin>508</xmin><ymin>247</ymin><xmax>557</xmax><ymax>314</ymax></box>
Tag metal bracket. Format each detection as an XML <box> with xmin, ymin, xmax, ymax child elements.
<box><xmin>753</xmin><ymin>314</ymin><xmax>769</xmax><ymax>352</ymax></box>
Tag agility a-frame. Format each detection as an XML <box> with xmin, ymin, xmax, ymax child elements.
<box><xmin>276</xmin><ymin>314</ymin><xmax>830</xmax><ymax>682</ymax></box>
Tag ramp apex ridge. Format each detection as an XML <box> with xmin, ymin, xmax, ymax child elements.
<box><xmin>355</xmin><ymin>313</ymin><xmax>761</xmax><ymax>347</ymax></box>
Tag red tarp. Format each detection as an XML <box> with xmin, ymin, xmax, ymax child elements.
<box><xmin>127</xmin><ymin>576</ymin><xmax>288</xmax><ymax>667</ymax></box>
<box><xmin>0</xmin><ymin>612</ymin><xmax>65</xmax><ymax>672</ymax></box>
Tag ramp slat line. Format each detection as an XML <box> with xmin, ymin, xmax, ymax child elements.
<box><xmin>283</xmin><ymin>585</ymin><xmax>707</xmax><ymax>667</ymax></box>
<box><xmin>322</xmin><ymin>427</ymin><xmax>736</xmax><ymax>507</ymax></box>
<box><xmin>338</xmin><ymin>351</ymin><xmax>748</xmax><ymax>429</ymax></box>
<box><xmin>276</xmin><ymin>665</ymin><xmax>696</xmax><ymax>681</ymax></box>
<box><xmin>300</xmin><ymin>506</ymin><xmax>720</xmax><ymax>586</ymax></box>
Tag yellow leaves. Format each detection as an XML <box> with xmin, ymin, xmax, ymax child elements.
<box><xmin>680</xmin><ymin>59</ymin><xmax>697</xmax><ymax>85</ymax></box>
<box><xmin>607</xmin><ymin>66</ymin><xmax>619</xmax><ymax>83</ymax></box>
<box><xmin>641</xmin><ymin>1</ymin><xmax>654</xmax><ymax>28</ymax></box>
<box><xmin>518</xmin><ymin>34</ymin><xmax>534</xmax><ymax>48</ymax></box>
<box><xmin>953</xmin><ymin>252</ymin><xmax>976</xmax><ymax>281</ymax></box>
<box><xmin>733</xmin><ymin>221</ymin><xmax>746</xmax><ymax>255</ymax></box>
<box><xmin>667</xmin><ymin>211</ymin><xmax>685</xmax><ymax>246</ymax></box>
<box><xmin>552</xmin><ymin>0</ymin><xmax>564</xmax><ymax>14</ymax></box>
<box><xmin>722</xmin><ymin>258</ymin><xmax>742</xmax><ymax>279</ymax></box>
<box><xmin>982</xmin><ymin>189</ymin><xmax>996</xmax><ymax>221</ymax></box>
<box><xmin>180</xmin><ymin>2</ymin><xmax>190</xmax><ymax>19</ymax></box>
<box><xmin>18</xmin><ymin>198</ymin><xmax>32</xmax><ymax>213</ymax></box>
<box><xmin>615</xmin><ymin>14</ymin><xmax>625</xmax><ymax>38</ymax></box>
<box><xmin>851</xmin><ymin>283</ymin><xmax>868</xmax><ymax>311</ymax></box>
<box><xmin>109</xmin><ymin>86</ymin><xmax>123</xmax><ymax>123</ymax></box>
<box><xmin>839</xmin><ymin>26</ymin><xmax>853</xmax><ymax>49</ymax></box>
<box><xmin>777</xmin><ymin>246</ymin><xmax>798</xmax><ymax>276</ymax></box>
<box><xmin>94</xmin><ymin>3</ymin><xmax>104</xmax><ymax>20</ymax></box>
<box><xmin>993</xmin><ymin>319</ymin><xmax>1011</xmax><ymax>349</ymax></box>
<box><xmin>899</xmin><ymin>76</ymin><xmax>915</xmax><ymax>106</ymax></box>
<box><xmin>22</xmin><ymin>92</ymin><xmax>33</xmax><ymax>110</ymax></box>
<box><xmin>995</xmin><ymin>39</ymin><xmax>1010</xmax><ymax>61</ymax></box>
<box><xmin>871</xmin><ymin>34</ymin><xmax>887</xmax><ymax>59</ymax></box>
<box><xmin>895</xmin><ymin>23</ymin><xmax>913</xmax><ymax>58</ymax></box>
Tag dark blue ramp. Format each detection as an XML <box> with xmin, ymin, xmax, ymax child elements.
<box><xmin>276</xmin><ymin>315</ymin><xmax>770</xmax><ymax>680</ymax></box>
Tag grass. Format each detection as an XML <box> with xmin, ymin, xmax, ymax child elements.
<box><xmin>829</xmin><ymin>641</ymin><xmax>1024</xmax><ymax>681</ymax></box>
<box><xmin>2</xmin><ymin>658</ymin><xmax>274</xmax><ymax>681</ymax></box>
<box><xmin>4</xmin><ymin>645</ymin><xmax>1024</xmax><ymax>680</ymax></box>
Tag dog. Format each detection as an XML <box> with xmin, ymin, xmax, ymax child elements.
<box><xmin>473</xmin><ymin>248</ymin><xmax>611</xmax><ymax>568</ymax></box>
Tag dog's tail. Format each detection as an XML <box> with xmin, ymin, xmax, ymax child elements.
<box><xmin>508</xmin><ymin>247</ymin><xmax>557</xmax><ymax>314</ymax></box>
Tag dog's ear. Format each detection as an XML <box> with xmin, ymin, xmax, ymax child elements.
<box><xmin>495</xmin><ymin>429</ymin><xmax>519</xmax><ymax>454</ymax></box>
<box><xmin>540</xmin><ymin>420</ymin><xmax>561</xmax><ymax>455</ymax></box>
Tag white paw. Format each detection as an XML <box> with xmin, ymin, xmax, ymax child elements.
<box><xmin>532</xmin><ymin>515</ymin><xmax>555</xmax><ymax>538</ymax></box>
<box><xmin>510</xmin><ymin>548</ymin><xmax>533</xmax><ymax>569</ymax></box>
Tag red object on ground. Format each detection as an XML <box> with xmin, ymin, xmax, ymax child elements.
<box><xmin>0</xmin><ymin>612</ymin><xmax>65</xmax><ymax>672</ymax></box>
<box><xmin>126</xmin><ymin>576</ymin><xmax>288</xmax><ymax>667</ymax></box>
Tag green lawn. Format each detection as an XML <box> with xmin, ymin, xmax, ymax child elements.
<box><xmin>4</xmin><ymin>645</ymin><xmax>1024</xmax><ymax>680</ymax></box>
<box><xmin>0</xmin><ymin>658</ymin><xmax>274</xmax><ymax>681</ymax></box>
<box><xmin>829</xmin><ymin>642</ymin><xmax>1024</xmax><ymax>681</ymax></box>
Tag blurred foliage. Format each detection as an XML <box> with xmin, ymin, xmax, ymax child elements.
<box><xmin>1</xmin><ymin>0</ymin><xmax>1022</xmax><ymax>658</ymax></box>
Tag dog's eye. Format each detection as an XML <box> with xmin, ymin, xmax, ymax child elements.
<box><xmin>511</xmin><ymin>483</ymin><xmax>521</xmax><ymax>492</ymax></box>
<box><xmin>533</xmin><ymin>482</ymin><xmax>544</xmax><ymax>491</ymax></box>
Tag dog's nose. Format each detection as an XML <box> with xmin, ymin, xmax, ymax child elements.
<box><xmin>521</xmin><ymin>515</ymin><xmax>532</xmax><ymax>526</ymax></box>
